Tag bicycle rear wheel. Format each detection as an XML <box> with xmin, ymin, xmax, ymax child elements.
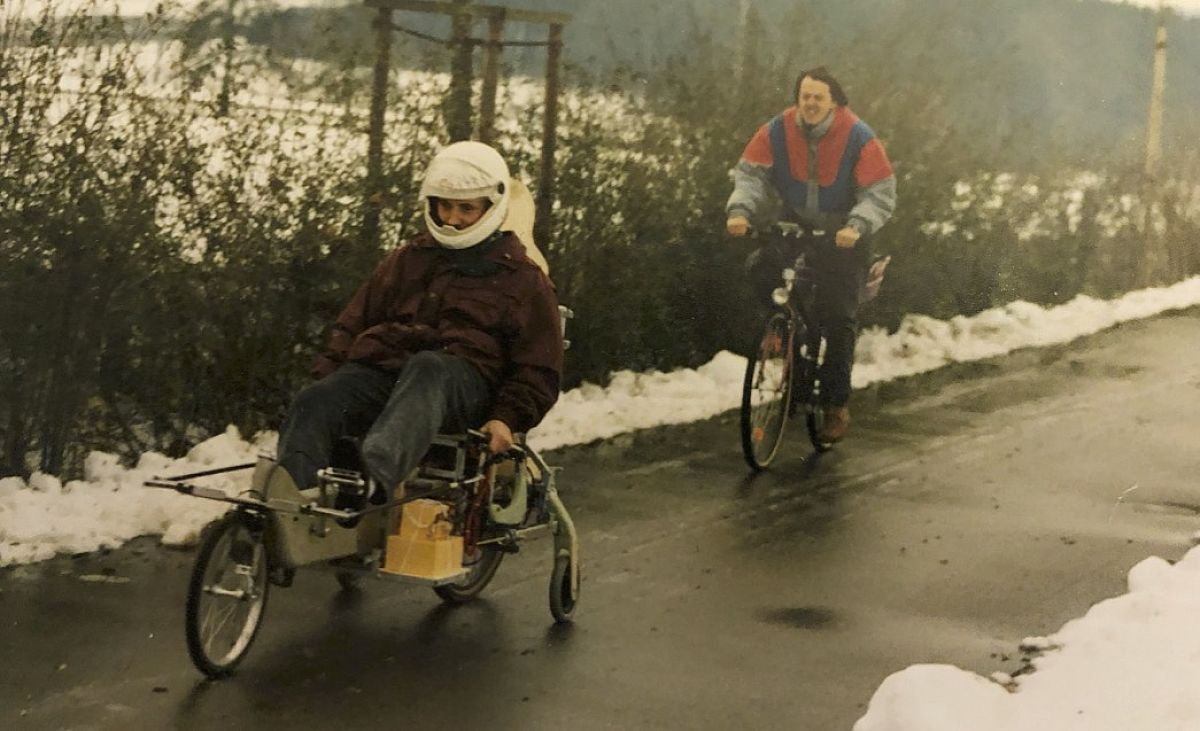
<box><xmin>740</xmin><ymin>312</ymin><xmax>794</xmax><ymax>470</ymax></box>
<box><xmin>433</xmin><ymin>544</ymin><xmax>505</xmax><ymax>603</ymax></box>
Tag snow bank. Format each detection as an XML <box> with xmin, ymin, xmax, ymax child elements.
<box><xmin>854</xmin><ymin>545</ymin><xmax>1200</xmax><ymax>730</ymax></box>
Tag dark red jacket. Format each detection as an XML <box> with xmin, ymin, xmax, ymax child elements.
<box><xmin>312</xmin><ymin>232</ymin><xmax>563</xmax><ymax>434</ymax></box>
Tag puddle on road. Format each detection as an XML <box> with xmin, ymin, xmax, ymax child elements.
<box><xmin>757</xmin><ymin>606</ymin><xmax>838</xmax><ymax>630</ymax></box>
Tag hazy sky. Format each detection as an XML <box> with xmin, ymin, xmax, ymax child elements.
<box><xmin>1118</xmin><ymin>0</ymin><xmax>1200</xmax><ymax>15</ymax></box>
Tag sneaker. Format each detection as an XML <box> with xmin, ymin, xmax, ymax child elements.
<box><xmin>818</xmin><ymin>405</ymin><xmax>851</xmax><ymax>443</ymax></box>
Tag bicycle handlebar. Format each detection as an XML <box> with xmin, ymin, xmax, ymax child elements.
<box><xmin>750</xmin><ymin>221</ymin><xmax>832</xmax><ymax>239</ymax></box>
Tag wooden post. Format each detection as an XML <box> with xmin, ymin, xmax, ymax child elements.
<box><xmin>445</xmin><ymin>0</ymin><xmax>475</xmax><ymax>142</ymax></box>
<box><xmin>478</xmin><ymin>11</ymin><xmax>505</xmax><ymax>144</ymax></box>
<box><xmin>363</xmin><ymin>5</ymin><xmax>393</xmax><ymax>243</ymax></box>
<box><xmin>533</xmin><ymin>22</ymin><xmax>563</xmax><ymax>249</ymax></box>
<box><xmin>216</xmin><ymin>0</ymin><xmax>237</xmax><ymax>117</ymax></box>
<box><xmin>1140</xmin><ymin>1</ymin><xmax>1169</xmax><ymax>286</ymax></box>
<box><xmin>1145</xmin><ymin>3</ymin><xmax>1168</xmax><ymax>179</ymax></box>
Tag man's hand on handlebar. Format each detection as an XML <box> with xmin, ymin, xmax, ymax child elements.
<box><xmin>726</xmin><ymin>215</ymin><xmax>751</xmax><ymax>237</ymax></box>
<box><xmin>480</xmin><ymin>419</ymin><xmax>514</xmax><ymax>455</ymax></box>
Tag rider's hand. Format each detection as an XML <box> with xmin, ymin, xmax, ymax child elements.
<box><xmin>481</xmin><ymin>419</ymin><xmax>514</xmax><ymax>455</ymax></box>
<box><xmin>835</xmin><ymin>225</ymin><xmax>861</xmax><ymax>249</ymax></box>
<box><xmin>726</xmin><ymin>215</ymin><xmax>750</xmax><ymax>237</ymax></box>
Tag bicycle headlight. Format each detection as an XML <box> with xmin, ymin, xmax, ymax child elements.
<box><xmin>771</xmin><ymin>287</ymin><xmax>790</xmax><ymax>306</ymax></box>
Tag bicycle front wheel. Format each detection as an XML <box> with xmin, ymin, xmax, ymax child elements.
<box><xmin>185</xmin><ymin>513</ymin><xmax>270</xmax><ymax>679</ymax></box>
<box><xmin>740</xmin><ymin>312</ymin><xmax>794</xmax><ymax>470</ymax></box>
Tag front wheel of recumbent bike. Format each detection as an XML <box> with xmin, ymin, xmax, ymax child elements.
<box><xmin>740</xmin><ymin>312</ymin><xmax>795</xmax><ymax>471</ymax></box>
<box><xmin>185</xmin><ymin>512</ymin><xmax>270</xmax><ymax>679</ymax></box>
<box><xmin>433</xmin><ymin>544</ymin><xmax>505</xmax><ymax>603</ymax></box>
<box><xmin>549</xmin><ymin>554</ymin><xmax>580</xmax><ymax>623</ymax></box>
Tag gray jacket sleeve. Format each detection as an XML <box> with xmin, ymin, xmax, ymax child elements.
<box><xmin>726</xmin><ymin>160</ymin><xmax>772</xmax><ymax>221</ymax></box>
<box><xmin>847</xmin><ymin>175</ymin><xmax>897</xmax><ymax>236</ymax></box>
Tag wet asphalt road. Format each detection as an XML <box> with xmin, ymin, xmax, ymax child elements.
<box><xmin>2</xmin><ymin>308</ymin><xmax>1199</xmax><ymax>731</ymax></box>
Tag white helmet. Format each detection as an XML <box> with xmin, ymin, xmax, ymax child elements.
<box><xmin>419</xmin><ymin>141</ymin><xmax>511</xmax><ymax>249</ymax></box>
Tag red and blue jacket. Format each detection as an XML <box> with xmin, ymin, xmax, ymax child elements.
<box><xmin>727</xmin><ymin>106</ymin><xmax>896</xmax><ymax>234</ymax></box>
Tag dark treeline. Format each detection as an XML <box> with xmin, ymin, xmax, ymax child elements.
<box><xmin>2</xmin><ymin>0</ymin><xmax>1199</xmax><ymax>479</ymax></box>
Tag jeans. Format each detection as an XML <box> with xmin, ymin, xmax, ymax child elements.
<box><xmin>746</xmin><ymin>237</ymin><xmax>869</xmax><ymax>408</ymax></box>
<box><xmin>276</xmin><ymin>352</ymin><xmax>490</xmax><ymax>492</ymax></box>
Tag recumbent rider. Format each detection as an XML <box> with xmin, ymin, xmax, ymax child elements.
<box><xmin>275</xmin><ymin>141</ymin><xmax>563</xmax><ymax>502</ymax></box>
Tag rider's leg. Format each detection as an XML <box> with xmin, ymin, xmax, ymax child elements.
<box><xmin>813</xmin><ymin>239</ymin><xmax>870</xmax><ymax>408</ymax></box>
<box><xmin>360</xmin><ymin>351</ymin><xmax>490</xmax><ymax>495</ymax></box>
<box><xmin>276</xmin><ymin>363</ymin><xmax>395</xmax><ymax>489</ymax></box>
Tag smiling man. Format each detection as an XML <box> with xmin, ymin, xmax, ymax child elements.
<box><xmin>726</xmin><ymin>66</ymin><xmax>896</xmax><ymax>444</ymax></box>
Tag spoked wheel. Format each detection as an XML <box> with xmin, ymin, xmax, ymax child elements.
<box><xmin>740</xmin><ymin>312</ymin><xmax>795</xmax><ymax>470</ymax></box>
<box><xmin>185</xmin><ymin>513</ymin><xmax>270</xmax><ymax>679</ymax></box>
<box><xmin>549</xmin><ymin>554</ymin><xmax>580</xmax><ymax>623</ymax></box>
<box><xmin>433</xmin><ymin>544</ymin><xmax>505</xmax><ymax>604</ymax></box>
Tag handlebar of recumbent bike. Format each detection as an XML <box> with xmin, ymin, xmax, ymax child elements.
<box><xmin>464</xmin><ymin>427</ymin><xmax>531</xmax><ymax>469</ymax></box>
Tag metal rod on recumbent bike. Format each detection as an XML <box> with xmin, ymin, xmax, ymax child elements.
<box><xmin>300</xmin><ymin>484</ymin><xmax>457</xmax><ymax>521</ymax></box>
<box><xmin>475</xmin><ymin>524</ymin><xmax>551</xmax><ymax>546</ymax></box>
<box><xmin>153</xmin><ymin>462</ymin><xmax>258</xmax><ymax>482</ymax></box>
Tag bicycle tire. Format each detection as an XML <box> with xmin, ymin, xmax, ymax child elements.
<box><xmin>185</xmin><ymin>513</ymin><xmax>270</xmax><ymax>679</ymax></box>
<box><xmin>790</xmin><ymin>330</ymin><xmax>832</xmax><ymax>453</ymax></box>
<box><xmin>433</xmin><ymin>545</ymin><xmax>505</xmax><ymax>603</ymax></box>
<box><xmin>740</xmin><ymin>312</ymin><xmax>794</xmax><ymax>470</ymax></box>
<box><xmin>549</xmin><ymin>554</ymin><xmax>580</xmax><ymax>623</ymax></box>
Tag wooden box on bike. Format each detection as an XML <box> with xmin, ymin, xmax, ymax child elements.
<box><xmin>382</xmin><ymin>499</ymin><xmax>465</xmax><ymax>580</ymax></box>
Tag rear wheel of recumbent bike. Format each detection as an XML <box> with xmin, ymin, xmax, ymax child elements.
<box><xmin>740</xmin><ymin>312</ymin><xmax>795</xmax><ymax>470</ymax></box>
<box><xmin>433</xmin><ymin>544</ymin><xmax>505</xmax><ymax>603</ymax></box>
<box><xmin>185</xmin><ymin>512</ymin><xmax>270</xmax><ymax>679</ymax></box>
<box><xmin>549</xmin><ymin>554</ymin><xmax>580</xmax><ymax>623</ymax></box>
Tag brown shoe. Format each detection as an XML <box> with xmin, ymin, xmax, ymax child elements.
<box><xmin>818</xmin><ymin>405</ymin><xmax>851</xmax><ymax>443</ymax></box>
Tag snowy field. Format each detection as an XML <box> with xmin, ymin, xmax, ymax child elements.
<box><xmin>12</xmin><ymin>0</ymin><xmax>351</xmax><ymax>16</ymax></box>
<box><xmin>20</xmin><ymin>0</ymin><xmax>1200</xmax><ymax>17</ymax></box>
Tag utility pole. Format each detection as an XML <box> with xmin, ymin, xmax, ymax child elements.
<box><xmin>1144</xmin><ymin>0</ymin><xmax>1168</xmax><ymax>178</ymax></box>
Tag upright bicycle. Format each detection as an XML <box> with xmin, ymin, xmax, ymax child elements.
<box><xmin>738</xmin><ymin>222</ymin><xmax>891</xmax><ymax>470</ymax></box>
<box><xmin>739</xmin><ymin>222</ymin><xmax>832</xmax><ymax>470</ymax></box>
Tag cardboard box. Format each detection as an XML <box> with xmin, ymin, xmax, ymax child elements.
<box><xmin>381</xmin><ymin>499</ymin><xmax>464</xmax><ymax>580</ymax></box>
